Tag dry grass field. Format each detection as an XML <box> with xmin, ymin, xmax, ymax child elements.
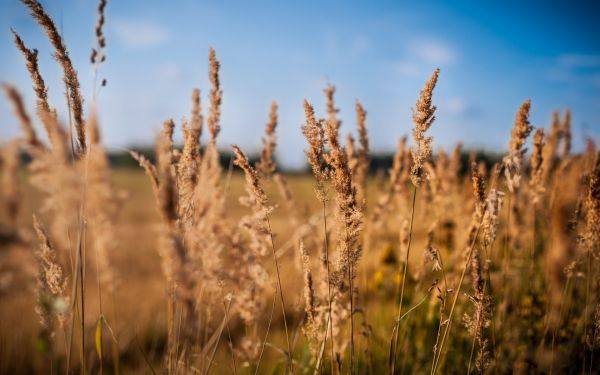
<box><xmin>1</xmin><ymin>1</ymin><xmax>600</xmax><ymax>374</ymax></box>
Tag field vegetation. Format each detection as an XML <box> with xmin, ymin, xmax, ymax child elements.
<box><xmin>1</xmin><ymin>1</ymin><xmax>599</xmax><ymax>374</ymax></box>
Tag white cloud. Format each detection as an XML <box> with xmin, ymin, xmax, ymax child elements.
<box><xmin>412</xmin><ymin>39</ymin><xmax>457</xmax><ymax>65</ymax></box>
<box><xmin>558</xmin><ymin>54</ymin><xmax>600</xmax><ymax>69</ymax></box>
<box><xmin>112</xmin><ymin>18</ymin><xmax>169</xmax><ymax>48</ymax></box>
<box><xmin>547</xmin><ymin>54</ymin><xmax>600</xmax><ymax>88</ymax></box>
<box><xmin>394</xmin><ymin>61</ymin><xmax>420</xmax><ymax>76</ymax></box>
<box><xmin>157</xmin><ymin>62</ymin><xmax>182</xmax><ymax>81</ymax></box>
<box><xmin>443</xmin><ymin>97</ymin><xmax>467</xmax><ymax>115</ymax></box>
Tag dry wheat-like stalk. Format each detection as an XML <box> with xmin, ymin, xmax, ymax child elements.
<box><xmin>207</xmin><ymin>48</ymin><xmax>222</xmax><ymax>144</ymax></box>
<box><xmin>354</xmin><ymin>101</ymin><xmax>369</xmax><ymax>205</ymax></box>
<box><xmin>324</xmin><ymin>111</ymin><xmax>363</xmax><ymax>372</ymax></box>
<box><xmin>2</xmin><ymin>84</ymin><xmax>42</xmax><ymax>150</ymax></box>
<box><xmin>232</xmin><ymin>144</ymin><xmax>293</xmax><ymax>369</ymax></box>
<box><xmin>561</xmin><ymin>109</ymin><xmax>571</xmax><ymax>159</ymax></box>
<box><xmin>154</xmin><ymin>120</ymin><xmax>198</xmax><ymax>357</ymax></box>
<box><xmin>90</xmin><ymin>0</ymin><xmax>107</xmax><ymax>65</ymax></box>
<box><xmin>324</xmin><ymin>85</ymin><xmax>341</xmax><ymax>131</ymax></box>
<box><xmin>583</xmin><ymin>153</ymin><xmax>600</xmax><ymax>252</ymax></box>
<box><xmin>301</xmin><ymin>241</ymin><xmax>321</xmax><ymax>357</ymax></box>
<box><xmin>431</xmin><ymin>161</ymin><xmax>489</xmax><ymax>374</ymax></box>
<box><xmin>303</xmin><ymin>100</ymin><xmax>329</xmax><ymax>202</ymax></box>
<box><xmin>541</xmin><ymin>111</ymin><xmax>561</xmax><ymax>183</ymax></box>
<box><xmin>503</xmin><ymin>100</ymin><xmax>533</xmax><ymax>193</ymax></box>
<box><xmin>410</xmin><ymin>68</ymin><xmax>440</xmax><ymax>187</ymax></box>
<box><xmin>11</xmin><ymin>30</ymin><xmax>52</xmax><ymax>115</ymax></box>
<box><xmin>178</xmin><ymin>89</ymin><xmax>203</xmax><ymax>223</ymax></box>
<box><xmin>130</xmin><ymin>151</ymin><xmax>159</xmax><ymax>197</ymax></box>
<box><xmin>256</xmin><ymin>101</ymin><xmax>278</xmax><ymax>177</ymax></box>
<box><xmin>85</xmin><ymin>111</ymin><xmax>119</xmax><ymax>292</ymax></box>
<box><xmin>346</xmin><ymin>133</ymin><xmax>357</xmax><ymax>177</ymax></box>
<box><xmin>463</xmin><ymin>246</ymin><xmax>492</xmax><ymax>373</ymax></box>
<box><xmin>324</xmin><ymin>116</ymin><xmax>362</xmax><ymax>287</ymax></box>
<box><xmin>232</xmin><ymin>145</ymin><xmax>270</xmax><ymax>217</ymax></box>
<box><xmin>22</xmin><ymin>0</ymin><xmax>85</xmax><ymax>154</ymax></box>
<box><xmin>1</xmin><ymin>142</ymin><xmax>21</xmax><ymax>226</ymax></box>
<box><xmin>32</xmin><ymin>215</ymin><xmax>69</xmax><ymax>338</ymax></box>
<box><xmin>11</xmin><ymin>29</ymin><xmax>66</xmax><ymax>150</ymax></box>
<box><xmin>481</xmin><ymin>188</ymin><xmax>505</xmax><ymax>249</ymax></box>
<box><xmin>26</xmin><ymin>116</ymin><xmax>78</xmax><ymax>255</ymax></box>
<box><xmin>530</xmin><ymin>128</ymin><xmax>545</xmax><ymax>203</ymax></box>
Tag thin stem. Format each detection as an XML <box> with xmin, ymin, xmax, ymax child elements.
<box><xmin>321</xmin><ymin>201</ymin><xmax>336</xmax><ymax>374</ymax></box>
<box><xmin>220</xmin><ymin>290</ymin><xmax>238</xmax><ymax>375</ymax></box>
<box><xmin>549</xmin><ymin>276</ymin><xmax>572</xmax><ymax>374</ymax></box>
<box><xmin>204</xmin><ymin>311</ymin><xmax>226</xmax><ymax>375</ymax></box>
<box><xmin>467</xmin><ymin>336</ymin><xmax>477</xmax><ymax>375</ymax></box>
<box><xmin>314</xmin><ymin>312</ymin><xmax>332</xmax><ymax>375</ymax></box>
<box><xmin>348</xmin><ymin>236</ymin><xmax>355</xmax><ymax>375</ymax></box>
<box><xmin>76</xmin><ymin>204</ymin><xmax>86</xmax><ymax>375</ymax></box>
<box><xmin>254</xmin><ymin>296</ymin><xmax>277</xmax><ymax>375</ymax></box>
<box><xmin>481</xmin><ymin>246</ymin><xmax>499</xmax><ymax>375</ymax></box>
<box><xmin>265</xmin><ymin>217</ymin><xmax>293</xmax><ymax>373</ymax></box>
<box><xmin>583</xmin><ymin>248</ymin><xmax>592</xmax><ymax>374</ymax></box>
<box><xmin>390</xmin><ymin>186</ymin><xmax>417</xmax><ymax>374</ymax></box>
<box><xmin>431</xmin><ymin>210</ymin><xmax>486</xmax><ymax>375</ymax></box>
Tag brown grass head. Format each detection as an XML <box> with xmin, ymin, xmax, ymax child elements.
<box><xmin>232</xmin><ymin>144</ymin><xmax>269</xmax><ymax>214</ymax></box>
<box><xmin>2</xmin><ymin>83</ymin><xmax>42</xmax><ymax>149</ymax></box>
<box><xmin>530</xmin><ymin>128</ymin><xmax>545</xmax><ymax>203</ymax></box>
<box><xmin>208</xmin><ymin>47</ymin><xmax>222</xmax><ymax>144</ymax></box>
<box><xmin>302</xmin><ymin>99</ymin><xmax>328</xmax><ymax>202</ymax></box>
<box><xmin>1</xmin><ymin>141</ymin><xmax>21</xmax><ymax>226</ymax></box>
<box><xmin>11</xmin><ymin>29</ymin><xmax>53</xmax><ymax>117</ymax></box>
<box><xmin>503</xmin><ymin>99</ymin><xmax>532</xmax><ymax>192</ymax></box>
<box><xmin>32</xmin><ymin>214</ymin><xmax>68</xmax><ymax>329</ymax></box>
<box><xmin>256</xmin><ymin>101</ymin><xmax>278</xmax><ymax>177</ymax></box>
<box><xmin>561</xmin><ymin>109</ymin><xmax>572</xmax><ymax>159</ymax></box>
<box><xmin>410</xmin><ymin>68</ymin><xmax>440</xmax><ymax>187</ymax></box>
<box><xmin>90</xmin><ymin>0</ymin><xmax>107</xmax><ymax>65</ymax></box>
<box><xmin>22</xmin><ymin>0</ymin><xmax>85</xmax><ymax>154</ymax></box>
<box><xmin>324</xmin><ymin>84</ymin><xmax>341</xmax><ymax>130</ymax></box>
<box><xmin>354</xmin><ymin>100</ymin><xmax>369</xmax><ymax>204</ymax></box>
<box><xmin>509</xmin><ymin>99</ymin><xmax>533</xmax><ymax>153</ymax></box>
<box><xmin>583</xmin><ymin>152</ymin><xmax>600</xmax><ymax>251</ymax></box>
<box><xmin>156</xmin><ymin>119</ymin><xmax>177</xmax><ymax>224</ymax></box>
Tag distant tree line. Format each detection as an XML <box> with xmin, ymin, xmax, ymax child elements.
<box><xmin>104</xmin><ymin>146</ymin><xmax>504</xmax><ymax>176</ymax></box>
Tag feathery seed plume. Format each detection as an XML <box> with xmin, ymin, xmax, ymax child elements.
<box><xmin>91</xmin><ymin>0</ymin><xmax>107</xmax><ymax>65</ymax></box>
<box><xmin>354</xmin><ymin>100</ymin><xmax>369</xmax><ymax>205</ymax></box>
<box><xmin>256</xmin><ymin>101</ymin><xmax>278</xmax><ymax>177</ymax></box>
<box><xmin>303</xmin><ymin>100</ymin><xmax>328</xmax><ymax>202</ymax></box>
<box><xmin>410</xmin><ymin>68</ymin><xmax>440</xmax><ymax>187</ymax></box>
<box><xmin>22</xmin><ymin>0</ymin><xmax>85</xmax><ymax>154</ymax></box>
<box><xmin>503</xmin><ymin>99</ymin><xmax>533</xmax><ymax>192</ymax></box>
<box><xmin>207</xmin><ymin>48</ymin><xmax>222</xmax><ymax>144</ymax></box>
<box><xmin>530</xmin><ymin>128</ymin><xmax>545</xmax><ymax>203</ymax></box>
<box><xmin>2</xmin><ymin>84</ymin><xmax>42</xmax><ymax>149</ymax></box>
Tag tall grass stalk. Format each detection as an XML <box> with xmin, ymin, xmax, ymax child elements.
<box><xmin>431</xmin><ymin>213</ymin><xmax>485</xmax><ymax>375</ymax></box>
<box><xmin>389</xmin><ymin>186</ymin><xmax>417</xmax><ymax>374</ymax></box>
<box><xmin>265</xmin><ymin>217</ymin><xmax>294</xmax><ymax>372</ymax></box>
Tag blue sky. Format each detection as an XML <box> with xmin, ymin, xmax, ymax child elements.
<box><xmin>1</xmin><ymin>0</ymin><xmax>599</xmax><ymax>168</ymax></box>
